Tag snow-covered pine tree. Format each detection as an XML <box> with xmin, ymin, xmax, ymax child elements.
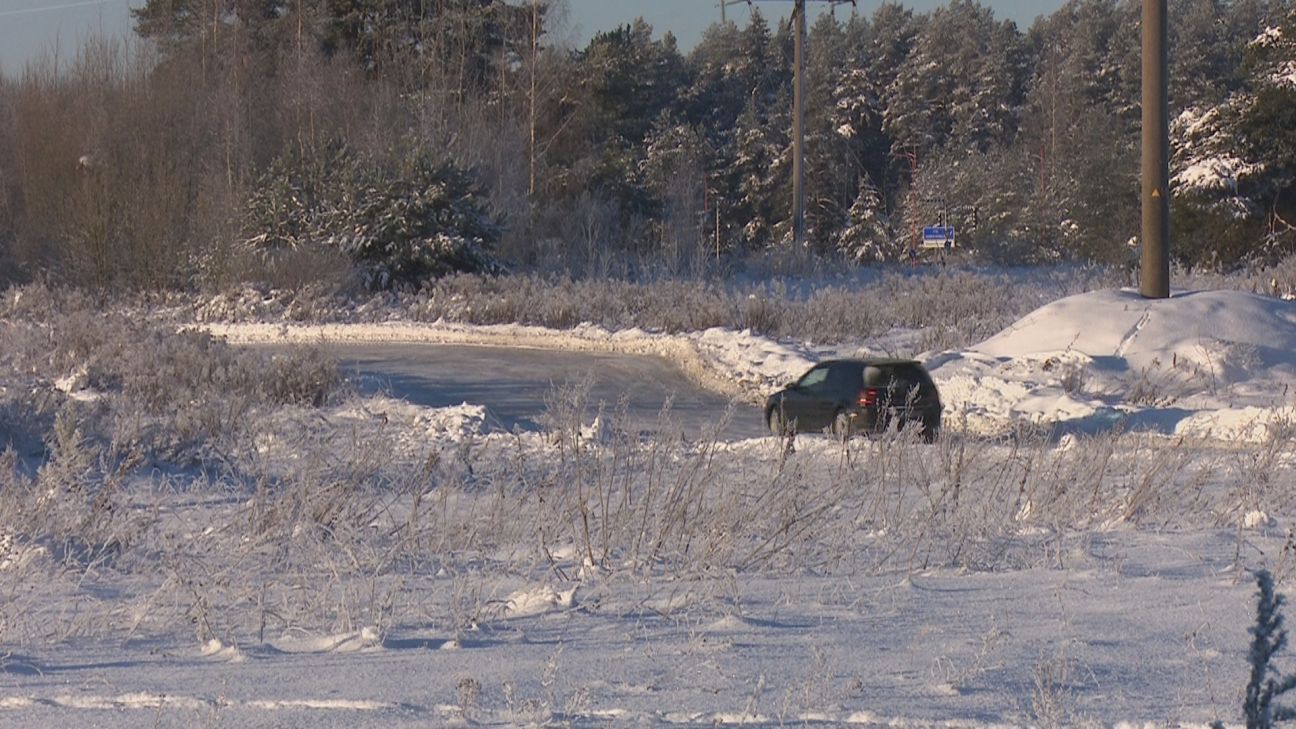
<box><xmin>835</xmin><ymin>177</ymin><xmax>895</xmax><ymax>262</ymax></box>
<box><xmin>1168</xmin><ymin>3</ymin><xmax>1295</xmax><ymax>266</ymax></box>
<box><xmin>1239</xmin><ymin>4</ymin><xmax>1296</xmax><ymax>237</ymax></box>
<box><xmin>803</xmin><ymin>13</ymin><xmax>853</xmax><ymax>249</ymax></box>
<box><xmin>640</xmin><ymin>114</ymin><xmax>711</xmax><ymax>271</ymax></box>
<box><xmin>243</xmin><ymin>145</ymin><xmax>502</xmax><ymax>289</ymax></box>
<box><xmin>579</xmin><ymin>19</ymin><xmax>688</xmax><ymax>148</ymax></box>
<box><xmin>728</xmin><ymin>99</ymin><xmax>789</xmax><ymax>251</ymax></box>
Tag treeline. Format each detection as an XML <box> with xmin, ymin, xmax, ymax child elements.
<box><xmin>1</xmin><ymin>0</ymin><xmax>1294</xmax><ymax>291</ymax></box>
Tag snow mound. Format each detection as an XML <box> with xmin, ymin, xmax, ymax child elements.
<box><xmin>975</xmin><ymin>288</ymin><xmax>1296</xmax><ymax>368</ymax></box>
<box><xmin>200</xmin><ymin>638</ymin><xmax>246</xmax><ymax>663</ymax></box>
<box><xmin>930</xmin><ymin>289</ymin><xmax>1296</xmax><ymax>440</ymax></box>
<box><xmin>336</xmin><ymin>397</ymin><xmax>487</xmax><ymax>437</ymax></box>
<box><xmin>499</xmin><ymin>585</ymin><xmax>578</xmax><ymax>619</ymax></box>
<box><xmin>0</xmin><ymin>534</ymin><xmax>48</xmax><ymax>572</ymax></box>
<box><xmin>269</xmin><ymin>626</ymin><xmax>383</xmax><ymax>654</ymax></box>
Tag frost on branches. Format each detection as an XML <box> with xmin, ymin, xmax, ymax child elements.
<box><xmin>243</xmin><ymin>145</ymin><xmax>503</xmax><ymax>290</ymax></box>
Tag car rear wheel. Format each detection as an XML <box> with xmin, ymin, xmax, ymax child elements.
<box><xmin>830</xmin><ymin>410</ymin><xmax>853</xmax><ymax>439</ymax></box>
<box><xmin>920</xmin><ymin>415</ymin><xmax>940</xmax><ymax>443</ymax></box>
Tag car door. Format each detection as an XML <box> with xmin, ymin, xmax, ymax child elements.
<box><xmin>780</xmin><ymin>364</ymin><xmax>837</xmax><ymax>431</ymax></box>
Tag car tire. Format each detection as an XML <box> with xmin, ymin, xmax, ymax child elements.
<box><xmin>767</xmin><ymin>408</ymin><xmax>789</xmax><ymax>436</ymax></box>
<box><xmin>920</xmin><ymin>417</ymin><xmax>940</xmax><ymax>443</ymax></box>
<box><xmin>831</xmin><ymin>410</ymin><xmax>853</xmax><ymax>439</ymax></box>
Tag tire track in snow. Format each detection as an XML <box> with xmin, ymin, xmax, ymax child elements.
<box><xmin>1114</xmin><ymin>309</ymin><xmax>1153</xmax><ymax>358</ymax></box>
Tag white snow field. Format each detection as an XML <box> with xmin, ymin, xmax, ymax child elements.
<box><xmin>4</xmin><ymin>287</ymin><xmax>1296</xmax><ymax>728</ymax></box>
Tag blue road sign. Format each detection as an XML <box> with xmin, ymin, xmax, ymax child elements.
<box><xmin>921</xmin><ymin>226</ymin><xmax>955</xmax><ymax>249</ymax></box>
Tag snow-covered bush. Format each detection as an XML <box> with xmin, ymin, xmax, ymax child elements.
<box><xmin>243</xmin><ymin>144</ymin><xmax>504</xmax><ymax>290</ymax></box>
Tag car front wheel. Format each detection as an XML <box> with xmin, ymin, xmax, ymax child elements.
<box><xmin>767</xmin><ymin>408</ymin><xmax>790</xmax><ymax>436</ymax></box>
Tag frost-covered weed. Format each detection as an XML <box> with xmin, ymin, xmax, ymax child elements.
<box><xmin>187</xmin><ymin>265</ymin><xmax>1132</xmax><ymax>350</ymax></box>
<box><xmin>6</xmin><ymin>279</ymin><xmax>1296</xmax><ymax>653</ymax></box>
<box><xmin>1213</xmin><ymin>570</ymin><xmax>1296</xmax><ymax>729</ymax></box>
<box><xmin>0</xmin><ymin>386</ymin><xmax>1290</xmax><ymax>649</ymax></box>
<box><xmin>1</xmin><ymin>285</ymin><xmax>343</xmax><ymax>462</ymax></box>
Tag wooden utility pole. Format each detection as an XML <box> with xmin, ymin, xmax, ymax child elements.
<box><xmin>529</xmin><ymin>0</ymin><xmax>539</xmax><ymax>199</ymax></box>
<box><xmin>793</xmin><ymin>0</ymin><xmax>807</xmax><ymax>247</ymax></box>
<box><xmin>1141</xmin><ymin>0</ymin><xmax>1170</xmax><ymax>299</ymax></box>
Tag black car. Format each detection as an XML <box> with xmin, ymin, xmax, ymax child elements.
<box><xmin>764</xmin><ymin>359</ymin><xmax>942</xmax><ymax>440</ymax></box>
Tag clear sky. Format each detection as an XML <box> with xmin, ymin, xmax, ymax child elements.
<box><xmin>0</xmin><ymin>0</ymin><xmax>1068</xmax><ymax>74</ymax></box>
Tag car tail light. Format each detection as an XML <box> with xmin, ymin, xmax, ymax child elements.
<box><xmin>858</xmin><ymin>388</ymin><xmax>878</xmax><ymax>407</ymax></box>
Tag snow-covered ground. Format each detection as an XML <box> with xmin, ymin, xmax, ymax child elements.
<box><xmin>4</xmin><ymin>287</ymin><xmax>1296</xmax><ymax>727</ymax></box>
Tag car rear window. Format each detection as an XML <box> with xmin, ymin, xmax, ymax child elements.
<box><xmin>892</xmin><ymin>364</ymin><xmax>934</xmax><ymax>395</ymax></box>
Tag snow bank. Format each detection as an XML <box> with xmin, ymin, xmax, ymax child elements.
<box><xmin>200</xmin><ymin>319</ymin><xmax>814</xmax><ymax>403</ymax></box>
<box><xmin>931</xmin><ymin>288</ymin><xmax>1296</xmax><ymax>440</ymax></box>
<box><xmin>200</xmin><ymin>287</ymin><xmax>1296</xmax><ymax>443</ymax></box>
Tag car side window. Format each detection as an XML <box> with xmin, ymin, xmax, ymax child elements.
<box><xmin>826</xmin><ymin>364</ymin><xmax>858</xmax><ymax>391</ymax></box>
<box><xmin>797</xmin><ymin>366</ymin><xmax>830</xmax><ymax>390</ymax></box>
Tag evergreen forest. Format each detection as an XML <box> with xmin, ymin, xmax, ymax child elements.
<box><xmin>1</xmin><ymin>0</ymin><xmax>1295</xmax><ymax>291</ymax></box>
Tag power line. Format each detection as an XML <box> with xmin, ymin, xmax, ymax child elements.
<box><xmin>0</xmin><ymin>0</ymin><xmax>124</xmax><ymax>19</ymax></box>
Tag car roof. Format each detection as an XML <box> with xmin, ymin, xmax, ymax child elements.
<box><xmin>817</xmin><ymin>358</ymin><xmax>923</xmax><ymax>367</ymax></box>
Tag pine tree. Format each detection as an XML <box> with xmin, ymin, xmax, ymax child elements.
<box><xmin>1167</xmin><ymin>4</ymin><xmax>1296</xmax><ymax>265</ymax></box>
<box><xmin>683</xmin><ymin>20</ymin><xmax>747</xmax><ymax>135</ymax></box>
<box><xmin>835</xmin><ymin>177</ymin><xmax>896</xmax><ymax>262</ymax></box>
<box><xmin>1241</xmin><ymin>6</ymin><xmax>1296</xmax><ymax>197</ymax></box>
<box><xmin>802</xmin><ymin>13</ymin><xmax>853</xmax><ymax>248</ymax></box>
<box><xmin>727</xmin><ymin>100</ymin><xmax>789</xmax><ymax>250</ymax></box>
<box><xmin>882</xmin><ymin>1</ymin><xmax>1026</xmax><ymax>157</ymax></box>
<box><xmin>640</xmin><ymin>115</ymin><xmax>711</xmax><ymax>270</ymax></box>
<box><xmin>243</xmin><ymin>144</ymin><xmax>502</xmax><ymax>288</ymax></box>
<box><xmin>579</xmin><ymin>19</ymin><xmax>689</xmax><ymax>148</ymax></box>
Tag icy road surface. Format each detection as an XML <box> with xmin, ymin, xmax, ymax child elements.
<box><xmin>329</xmin><ymin>343</ymin><xmax>769</xmax><ymax>440</ymax></box>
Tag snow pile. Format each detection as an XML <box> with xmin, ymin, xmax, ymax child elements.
<box><xmin>929</xmin><ymin>288</ymin><xmax>1296</xmax><ymax>440</ymax></box>
<box><xmin>52</xmin><ymin>365</ymin><xmax>102</xmax><ymax>403</ymax></box>
<box><xmin>498</xmin><ymin>584</ymin><xmax>578</xmax><ymax>619</ymax></box>
<box><xmin>200</xmin><ymin>638</ymin><xmax>246</xmax><ymax>663</ymax></box>
<box><xmin>270</xmin><ymin>626</ymin><xmax>383</xmax><ymax>654</ymax></box>
<box><xmin>334</xmin><ymin>397</ymin><xmax>489</xmax><ymax>441</ymax></box>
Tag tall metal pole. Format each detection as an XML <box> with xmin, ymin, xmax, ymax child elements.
<box><xmin>792</xmin><ymin>0</ymin><xmax>807</xmax><ymax>247</ymax></box>
<box><xmin>1140</xmin><ymin>0</ymin><xmax>1170</xmax><ymax>299</ymax></box>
